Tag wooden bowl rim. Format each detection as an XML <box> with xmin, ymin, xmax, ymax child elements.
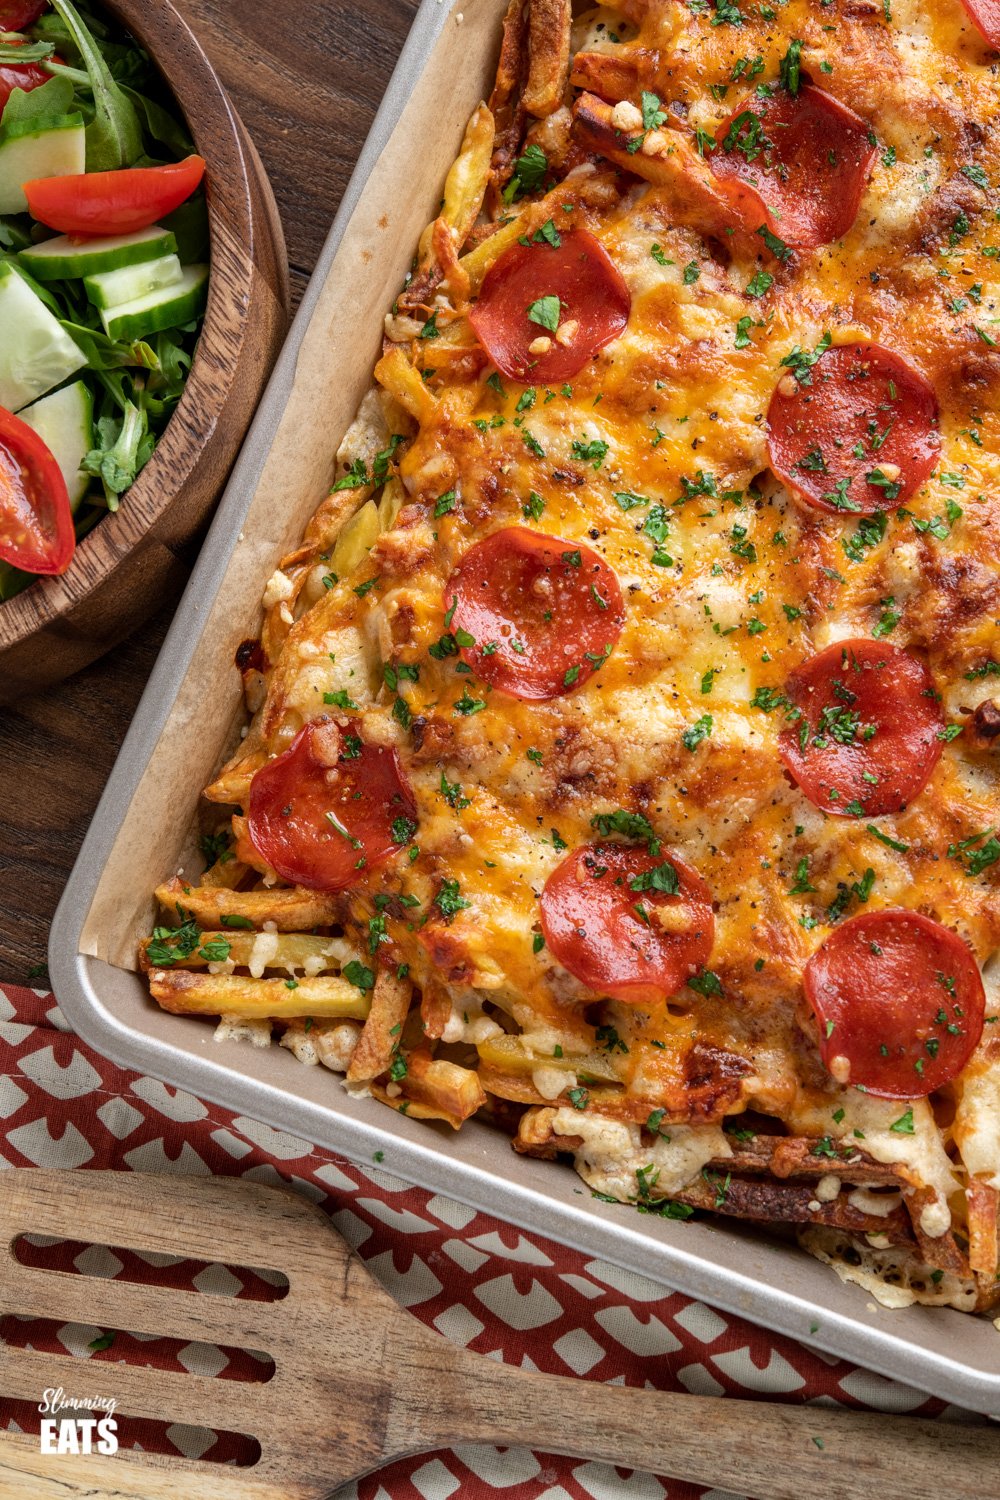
<box><xmin>0</xmin><ymin>0</ymin><xmax>264</xmax><ymax>649</ymax></box>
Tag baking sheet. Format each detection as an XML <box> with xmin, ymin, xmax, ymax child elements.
<box><xmin>50</xmin><ymin>0</ymin><xmax>1000</xmax><ymax>1415</ymax></box>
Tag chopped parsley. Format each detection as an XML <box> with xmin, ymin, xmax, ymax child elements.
<box><xmin>591</xmin><ymin>808</ymin><xmax>660</xmax><ymax>852</ymax></box>
<box><xmin>681</xmin><ymin>713</ymin><xmax>713</xmax><ymax>751</ymax></box>
<box><xmin>745</xmin><ymin>270</ymin><xmax>773</xmax><ymax>297</ymax></box>
<box><xmin>688</xmin><ymin>968</ymin><xmax>724</xmax><ymax>997</ymax></box>
<box><xmin>778</xmin><ymin>37</ymin><xmax>803</xmax><ymax>95</ymax></box>
<box><xmin>757</xmin><ymin>224</ymin><xmax>793</xmax><ymax>262</ymax></box>
<box><xmin>434</xmin><ymin>878</ymin><xmax>471</xmax><ymax>921</ymax></box>
<box><xmin>780</xmin><ymin>331</ymin><xmax>832</xmax><ymax>385</ymax></box>
<box><xmin>343</xmin><ymin>960</ymin><xmax>375</xmax><ymax>992</ymax></box>
<box><xmin>147</xmin><ymin>918</ymin><xmax>200</xmax><ymax>967</ymax></box>
<box><xmin>504</xmin><ymin>143</ymin><xmax>548</xmax><ymax>201</ymax></box>
<box><xmin>526</xmin><ymin>294</ymin><xmax>560</xmax><ymax>331</ymax></box>
<box><xmin>629</xmin><ymin>859</ymin><xmax>680</xmax><ymax>895</ymax></box>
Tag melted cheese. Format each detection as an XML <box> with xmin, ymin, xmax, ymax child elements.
<box><xmin>180</xmin><ymin>0</ymin><xmax>1000</xmax><ymax>1268</ymax></box>
<box><xmin>549</xmin><ymin>1110</ymin><xmax>731</xmax><ymax>1201</ymax></box>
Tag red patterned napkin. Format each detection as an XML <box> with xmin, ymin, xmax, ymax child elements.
<box><xmin>0</xmin><ymin>980</ymin><xmax>970</xmax><ymax>1498</ymax></box>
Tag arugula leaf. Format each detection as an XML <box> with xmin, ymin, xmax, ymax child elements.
<box><xmin>0</xmin><ymin>215</ymin><xmax>32</xmax><ymax>251</ymax></box>
<box><xmin>123</xmin><ymin>84</ymin><xmax>195</xmax><ymax>157</ymax></box>
<box><xmin>0</xmin><ymin>39</ymin><xmax>56</xmax><ymax>64</ymax></box>
<box><xmin>51</xmin><ymin>0</ymin><xmax>143</xmax><ymax>169</ymax></box>
<box><xmin>145</xmin><ymin>330</ymin><xmax>191</xmax><ymax>409</ymax></box>
<box><xmin>82</xmin><ymin>392</ymin><xmax>148</xmax><ymax>507</ymax></box>
<box><xmin>61</xmin><ymin>320</ymin><xmax>158</xmax><ymax>372</ymax></box>
<box><xmin>0</xmin><ymin>74</ymin><xmax>75</xmax><ymax>128</ymax></box>
<box><xmin>160</xmin><ymin>195</ymin><xmax>209</xmax><ymax>262</ymax></box>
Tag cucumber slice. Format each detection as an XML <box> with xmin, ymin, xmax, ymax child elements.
<box><xmin>84</xmin><ymin>252</ymin><xmax>183</xmax><ymax>310</ymax></box>
<box><xmin>20</xmin><ymin>225</ymin><xmax>178</xmax><ymax>282</ymax></box>
<box><xmin>0</xmin><ymin>113</ymin><xmax>85</xmax><ymax>215</ymax></box>
<box><xmin>19</xmin><ymin>380</ymin><xmax>94</xmax><ymax>511</ymax></box>
<box><xmin>100</xmin><ymin>263</ymin><xmax>208</xmax><ymax>341</ymax></box>
<box><xmin>0</xmin><ymin>261</ymin><xmax>86</xmax><ymax>411</ymax></box>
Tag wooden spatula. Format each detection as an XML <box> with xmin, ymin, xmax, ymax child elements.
<box><xmin>0</xmin><ymin>1170</ymin><xmax>996</xmax><ymax>1500</ymax></box>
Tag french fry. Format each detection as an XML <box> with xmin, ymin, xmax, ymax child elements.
<box><xmin>200</xmin><ymin>856</ymin><xmax>249</xmax><ymax>891</ymax></box>
<box><xmin>477</xmin><ymin>1032</ymin><xmax>621</xmax><ymax>1082</ymax></box>
<box><xmin>524</xmin><ymin>0</ymin><xmax>571</xmax><ymax>117</ymax></box>
<box><xmin>479</xmin><ymin>1067</ymin><xmax>622</xmax><ymax>1108</ymax></box>
<box><xmin>140</xmin><ymin>930</ymin><xmax>345</xmax><ymax>975</ymax></box>
<box><xmin>347</xmin><ymin>970</ymin><xmax>414</xmax><ymax>1083</ymax></box>
<box><xmin>513</xmin><ymin>1105</ymin><xmax>582</xmax><ymax>1158</ymax></box>
<box><xmin>968</xmin><ymin>1177</ymin><xmax>1000</xmax><ymax>1276</ymax></box>
<box><xmin>374</xmin><ymin>347</ymin><xmax>439</xmax><ymax>424</ymax></box>
<box><xmin>569</xmin><ymin>48</ymin><xmax>645</xmax><ymax>102</ymax></box>
<box><xmin>459</xmin><ymin>213</ymin><xmax>532</xmax><ymax>291</ymax></box>
<box><xmin>418</xmin><ymin>103</ymin><xmax>496</xmax><ymax>264</ymax></box>
<box><xmin>378</xmin><ymin>1051</ymin><xmax>486</xmax><ymax>1128</ymax></box>
<box><xmin>571</xmin><ymin>92</ymin><xmax>765</xmax><ymax>255</ymax></box>
<box><xmin>378</xmin><ymin>475</ymin><xmax>405</xmax><ymax>531</ymax></box>
<box><xmin>155</xmin><ymin>876</ymin><xmax>344</xmax><ymax>932</ymax></box>
<box><xmin>906</xmin><ymin>1186</ymin><xmax>972</xmax><ymax>1278</ymax></box>
<box><xmin>458</xmin><ymin>172</ymin><xmax>621</xmax><ymax>290</ymax></box>
<box><xmin>430</xmin><ymin>217</ymin><xmax>471</xmax><ymax>304</ymax></box>
<box><xmin>332</xmin><ymin>499</ymin><xmax>381</xmax><ymax>576</ymax></box>
<box><xmin>148</xmin><ymin>969</ymin><xmax>371</xmax><ymax>1020</ymax></box>
<box><xmin>490</xmin><ymin>0</ymin><xmax>528</xmax><ymax>118</ymax></box>
<box><xmin>286</xmin><ymin>488</ymin><xmax>370</xmax><ymax>571</ymax></box>
<box><xmin>203</xmin><ymin>758</ymin><xmax>260</xmax><ymax>807</ymax></box>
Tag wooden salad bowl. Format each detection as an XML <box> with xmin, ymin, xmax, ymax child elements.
<box><xmin>0</xmin><ymin>0</ymin><xmax>290</xmax><ymax>704</ymax></box>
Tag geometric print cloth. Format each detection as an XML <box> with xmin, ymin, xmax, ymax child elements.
<box><xmin>0</xmin><ymin>981</ymin><xmax>980</xmax><ymax>1499</ymax></box>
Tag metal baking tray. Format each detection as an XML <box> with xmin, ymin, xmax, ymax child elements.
<box><xmin>50</xmin><ymin>0</ymin><xmax>1000</xmax><ymax>1416</ymax></box>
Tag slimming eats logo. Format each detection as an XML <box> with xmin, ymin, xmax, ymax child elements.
<box><xmin>37</xmin><ymin>1388</ymin><xmax>118</xmax><ymax>1455</ymax></box>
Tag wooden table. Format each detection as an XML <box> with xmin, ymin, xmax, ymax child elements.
<box><xmin>0</xmin><ymin>0</ymin><xmax>417</xmax><ymax>982</ymax></box>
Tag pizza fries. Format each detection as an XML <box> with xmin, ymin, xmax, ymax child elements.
<box><xmin>146</xmin><ymin>0</ymin><xmax>1000</xmax><ymax>1313</ymax></box>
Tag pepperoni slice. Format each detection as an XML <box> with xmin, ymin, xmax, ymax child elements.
<box><xmin>247</xmin><ymin>721</ymin><xmax>416</xmax><ymax>891</ymax></box>
<box><xmin>767</xmin><ymin>342</ymin><xmax>939</xmax><ymax>515</ymax></box>
<box><xmin>779</xmin><ymin>640</ymin><xmax>943</xmax><ymax>817</ymax></box>
<box><xmin>469</xmin><ymin>228</ymin><xmax>630</xmax><ymax>382</ymax></box>
<box><xmin>804</xmin><ymin>910</ymin><xmax>986</xmax><ymax>1098</ymax></box>
<box><xmin>709</xmin><ymin>84</ymin><xmax>876</xmax><ymax>249</ymax></box>
<box><xmin>541</xmin><ymin>843</ymin><xmax>715</xmax><ymax>1005</ymax></box>
<box><xmin>444</xmin><ymin>527</ymin><xmax>625</xmax><ymax>701</ymax></box>
<box><xmin>960</xmin><ymin>0</ymin><xmax>1000</xmax><ymax>47</ymax></box>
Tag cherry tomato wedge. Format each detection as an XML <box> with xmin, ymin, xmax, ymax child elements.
<box><xmin>444</xmin><ymin>526</ymin><xmax>625</xmax><ymax>701</ymax></box>
<box><xmin>24</xmin><ymin>154</ymin><xmax>207</xmax><ymax>238</ymax></box>
<box><xmin>0</xmin><ymin>39</ymin><xmax>61</xmax><ymax>113</ymax></box>
<box><xmin>246</xmin><ymin>720</ymin><xmax>417</xmax><ymax>891</ymax></box>
<box><xmin>0</xmin><ymin>1</ymin><xmax>48</xmax><ymax>27</ymax></box>
<box><xmin>469</xmin><ymin>228</ymin><xmax>630</xmax><ymax>382</ymax></box>
<box><xmin>804</xmin><ymin>909</ymin><xmax>986</xmax><ymax>1098</ymax></box>
<box><xmin>0</xmin><ymin>404</ymin><xmax>74</xmax><ymax>575</ymax></box>
<box><xmin>778</xmin><ymin>639</ymin><xmax>943</xmax><ymax>818</ymax></box>
<box><xmin>710</xmin><ymin>84</ymin><xmax>876</xmax><ymax>249</ymax></box>
<box><xmin>541</xmin><ymin>843</ymin><xmax>715</xmax><ymax>1005</ymax></box>
<box><xmin>767</xmin><ymin>342</ymin><xmax>939</xmax><ymax>516</ymax></box>
<box><xmin>960</xmin><ymin>0</ymin><xmax>1000</xmax><ymax>47</ymax></box>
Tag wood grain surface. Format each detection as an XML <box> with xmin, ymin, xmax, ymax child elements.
<box><xmin>2</xmin><ymin>1171</ymin><xmax>999</xmax><ymax>1500</ymax></box>
<box><xmin>0</xmin><ymin>0</ymin><xmax>418</xmax><ymax>981</ymax></box>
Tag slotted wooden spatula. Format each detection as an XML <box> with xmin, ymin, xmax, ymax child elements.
<box><xmin>0</xmin><ymin>1170</ymin><xmax>997</xmax><ymax>1500</ymax></box>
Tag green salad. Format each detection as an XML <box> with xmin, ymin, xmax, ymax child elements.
<box><xmin>0</xmin><ymin>0</ymin><xmax>208</xmax><ymax>598</ymax></box>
